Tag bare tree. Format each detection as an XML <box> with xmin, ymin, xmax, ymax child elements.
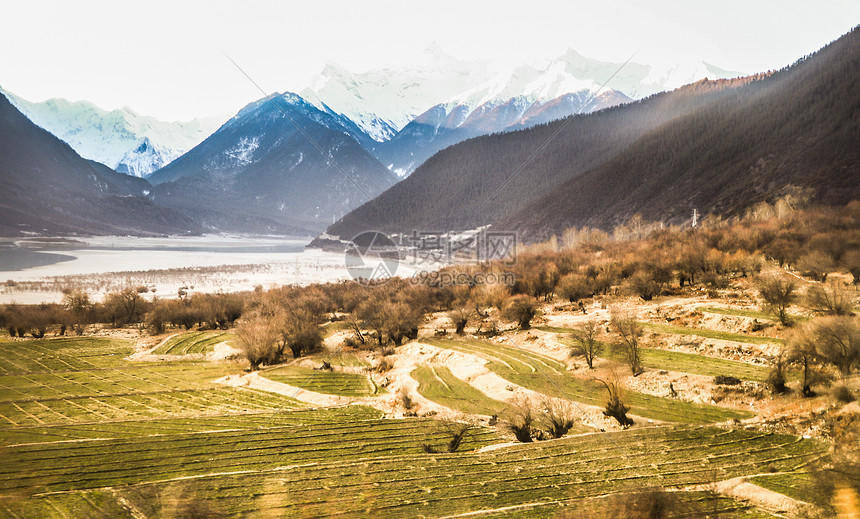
<box><xmin>757</xmin><ymin>275</ymin><xmax>797</xmax><ymax>325</ymax></box>
<box><xmin>805</xmin><ymin>282</ymin><xmax>851</xmax><ymax>316</ymax></box>
<box><xmin>841</xmin><ymin>249</ymin><xmax>860</xmax><ymax>285</ymax></box>
<box><xmin>382</xmin><ymin>299</ymin><xmax>421</xmax><ymax>346</ymax></box>
<box><xmin>235</xmin><ymin>316</ymin><xmax>280</xmax><ymax>370</ymax></box>
<box><xmin>62</xmin><ymin>289</ymin><xmax>93</xmax><ymax>335</ymax></box>
<box><xmin>278</xmin><ymin>308</ymin><xmax>323</xmax><ymax>358</ymax></box>
<box><xmin>448</xmin><ymin>302</ymin><xmax>474</xmax><ymax>335</ymax></box>
<box><xmin>610</xmin><ymin>308</ymin><xmax>644</xmax><ymax>376</ymax></box>
<box><xmin>797</xmin><ymin>250</ymin><xmax>835</xmax><ymax>282</ymax></box>
<box><xmin>767</xmin><ymin>348</ymin><xmax>788</xmax><ymax>394</ymax></box>
<box><xmin>789</xmin><ymin>327</ymin><xmax>832</xmax><ymax>397</ymax></box>
<box><xmin>502</xmin><ymin>295</ymin><xmax>539</xmax><ymax>330</ymax></box>
<box><xmin>806</xmin><ymin>316</ymin><xmax>860</xmax><ymax>376</ymax></box>
<box><xmin>558</xmin><ymin>273</ymin><xmax>593</xmax><ymax>303</ymax></box>
<box><xmin>569</xmin><ymin>320</ymin><xmax>602</xmax><ymax>369</ymax></box>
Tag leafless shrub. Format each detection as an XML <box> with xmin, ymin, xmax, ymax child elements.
<box><xmin>757</xmin><ymin>275</ymin><xmax>797</xmax><ymax>325</ymax></box>
<box><xmin>540</xmin><ymin>398</ymin><xmax>576</xmax><ymax>438</ymax></box>
<box><xmin>767</xmin><ymin>349</ymin><xmax>789</xmax><ymax>394</ymax></box>
<box><xmin>832</xmin><ymin>384</ymin><xmax>855</xmax><ymax>403</ymax></box>
<box><xmin>422</xmin><ymin>421</ymin><xmax>475</xmax><ymax>453</ymax></box>
<box><xmin>399</xmin><ymin>389</ymin><xmax>415</xmax><ymax>411</ymax></box>
<box><xmin>596</xmin><ymin>377</ymin><xmax>633</xmax><ymax>428</ymax></box>
<box><xmin>806</xmin><ymin>282</ymin><xmax>852</xmax><ymax>316</ymax></box>
<box><xmin>504</xmin><ymin>397</ymin><xmax>537</xmax><ymax>442</ymax></box>
<box><xmin>502</xmin><ymin>295</ymin><xmax>539</xmax><ymax>330</ymax></box>
<box><xmin>569</xmin><ymin>320</ymin><xmax>602</xmax><ymax>369</ymax></box>
<box><xmin>610</xmin><ymin>308</ymin><xmax>644</xmax><ymax>376</ymax></box>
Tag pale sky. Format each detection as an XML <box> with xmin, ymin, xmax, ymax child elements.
<box><xmin>1</xmin><ymin>0</ymin><xmax>857</xmax><ymax>121</ymax></box>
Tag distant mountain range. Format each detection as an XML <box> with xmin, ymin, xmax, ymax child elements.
<box><xmin>327</xmin><ymin>28</ymin><xmax>860</xmax><ymax>242</ymax></box>
<box><xmin>1</xmin><ymin>89</ymin><xmax>224</xmax><ymax>177</ymax></box>
<box><xmin>301</xmin><ymin>46</ymin><xmax>740</xmax><ymax>175</ymax></box>
<box><xmin>3</xmin><ymin>47</ymin><xmax>741</xmax><ymax>181</ymax></box>
<box><xmin>0</xmin><ymin>93</ymin><xmax>200</xmax><ymax>236</ymax></box>
<box><xmin>2</xmin><ymin>32</ymin><xmax>856</xmax><ymax>240</ymax></box>
<box><xmin>145</xmin><ymin>93</ymin><xmax>397</xmax><ymax>234</ymax></box>
<box><xmin>301</xmin><ymin>45</ymin><xmax>739</xmax><ymax>142</ymax></box>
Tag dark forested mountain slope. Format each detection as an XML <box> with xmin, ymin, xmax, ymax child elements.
<box><xmin>499</xmin><ymin>27</ymin><xmax>860</xmax><ymax>240</ymax></box>
<box><xmin>0</xmin><ymin>92</ymin><xmax>200</xmax><ymax>236</ymax></box>
<box><xmin>327</xmin><ymin>28</ymin><xmax>859</xmax><ymax>242</ymax></box>
<box><xmin>371</xmin><ymin>89</ymin><xmax>631</xmax><ymax>176</ymax></box>
<box><xmin>326</xmin><ymin>76</ymin><xmax>760</xmax><ymax>239</ymax></box>
<box><xmin>148</xmin><ymin>93</ymin><xmax>397</xmax><ymax>235</ymax></box>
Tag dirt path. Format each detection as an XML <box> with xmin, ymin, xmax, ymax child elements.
<box><xmin>126</xmin><ymin>333</ymin><xmax>179</xmax><ymax>361</ymax></box>
<box><xmin>214</xmin><ymin>372</ymin><xmax>398</xmax><ymax>415</ymax></box>
<box><xmin>689</xmin><ymin>474</ymin><xmax>813</xmax><ymax>515</ymax></box>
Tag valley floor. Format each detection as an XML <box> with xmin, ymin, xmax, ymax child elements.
<box><xmin>1</xmin><ymin>283</ymin><xmax>856</xmax><ymax>518</ymax></box>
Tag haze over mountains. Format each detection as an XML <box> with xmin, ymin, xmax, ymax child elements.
<box><xmin>1</xmin><ymin>31</ymin><xmax>856</xmax><ymax>240</ymax></box>
<box><xmin>0</xmin><ymin>93</ymin><xmax>200</xmax><ymax>236</ymax></box>
<box><xmin>146</xmin><ymin>93</ymin><xmax>397</xmax><ymax>234</ymax></box>
<box><xmin>328</xmin><ymin>28</ymin><xmax>860</xmax><ymax>242</ymax></box>
<box><xmin>1</xmin><ymin>89</ymin><xmax>224</xmax><ymax>177</ymax></box>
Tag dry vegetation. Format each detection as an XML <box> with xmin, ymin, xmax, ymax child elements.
<box><xmin>1</xmin><ymin>199</ymin><xmax>859</xmax><ymax>517</ymax></box>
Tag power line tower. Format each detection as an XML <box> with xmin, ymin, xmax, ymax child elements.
<box><xmin>691</xmin><ymin>208</ymin><xmax>699</xmax><ymax>228</ymax></box>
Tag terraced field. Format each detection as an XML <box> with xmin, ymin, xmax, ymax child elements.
<box><xmin>411</xmin><ymin>364</ymin><xmax>507</xmax><ymax>416</ymax></box>
<box><xmin>542</xmin><ymin>330</ymin><xmax>770</xmax><ymax>381</ymax></box>
<box><xmin>751</xmin><ymin>472</ymin><xmax>827</xmax><ymax>508</ymax></box>
<box><xmin>151</xmin><ymin>330</ymin><xmax>232</xmax><ymax>354</ymax></box>
<box><xmin>424</xmin><ymin>338</ymin><xmax>754</xmax><ymax>423</ymax></box>
<box><xmin>642</xmin><ymin>322</ymin><xmax>784</xmax><ymax>345</ymax></box>
<box><xmin>2</xmin><ymin>424</ymin><xmax>820</xmax><ymax>518</ymax></box>
<box><xmin>261</xmin><ymin>365</ymin><xmax>379</xmax><ymax>396</ymax></box>
<box><xmin>0</xmin><ymin>335</ymin><xmax>825</xmax><ymax>518</ymax></box>
<box><xmin>697</xmin><ymin>306</ymin><xmax>814</xmax><ymax>324</ymax></box>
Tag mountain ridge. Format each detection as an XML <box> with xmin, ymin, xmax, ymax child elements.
<box><xmin>0</xmin><ymin>92</ymin><xmax>202</xmax><ymax>236</ymax></box>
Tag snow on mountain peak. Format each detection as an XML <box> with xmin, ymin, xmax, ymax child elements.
<box><xmin>2</xmin><ymin>89</ymin><xmax>226</xmax><ymax>177</ymax></box>
<box><xmin>301</xmin><ymin>46</ymin><xmax>739</xmax><ymax>144</ymax></box>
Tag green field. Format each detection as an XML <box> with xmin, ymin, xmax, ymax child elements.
<box><xmin>424</xmin><ymin>338</ymin><xmax>754</xmax><ymax>423</ymax></box>
<box><xmin>0</xmin><ymin>338</ymin><xmax>304</xmax><ymax>430</ymax></box>
<box><xmin>0</xmin><ymin>335</ymin><xmax>826</xmax><ymax>518</ymax></box>
<box><xmin>1</xmin><ymin>424</ymin><xmax>820</xmax><ymax>518</ymax></box>
<box><xmin>262</xmin><ymin>365</ymin><xmax>379</xmax><ymax>397</ymax></box>
<box><xmin>549</xmin><ymin>335</ymin><xmax>771</xmax><ymax>381</ymax></box>
<box><xmin>642</xmin><ymin>322</ymin><xmax>784</xmax><ymax>345</ymax></box>
<box><xmin>411</xmin><ymin>364</ymin><xmax>508</xmax><ymax>416</ymax></box>
<box><xmin>327</xmin><ymin>352</ymin><xmax>371</xmax><ymax>368</ymax></box>
<box><xmin>698</xmin><ymin>306</ymin><xmax>808</xmax><ymax>323</ymax></box>
<box><xmin>751</xmin><ymin>472</ymin><xmax>828</xmax><ymax>508</ymax></box>
<box><xmin>151</xmin><ymin>330</ymin><xmax>232</xmax><ymax>355</ymax></box>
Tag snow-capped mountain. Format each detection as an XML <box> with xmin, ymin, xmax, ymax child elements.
<box><xmin>147</xmin><ymin>92</ymin><xmax>397</xmax><ymax>234</ymax></box>
<box><xmin>373</xmin><ymin>89</ymin><xmax>631</xmax><ymax>176</ymax></box>
<box><xmin>300</xmin><ymin>44</ymin><xmax>495</xmax><ymax>141</ymax></box>
<box><xmin>1</xmin><ymin>89</ymin><xmax>224</xmax><ymax>177</ymax></box>
<box><xmin>0</xmin><ymin>92</ymin><xmax>201</xmax><ymax>236</ymax></box>
<box><xmin>301</xmin><ymin>45</ymin><xmax>741</xmax><ymax>175</ymax></box>
<box><xmin>115</xmin><ymin>137</ymin><xmax>179</xmax><ymax>177</ymax></box>
<box><xmin>302</xmin><ymin>45</ymin><xmax>741</xmax><ymax>143</ymax></box>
